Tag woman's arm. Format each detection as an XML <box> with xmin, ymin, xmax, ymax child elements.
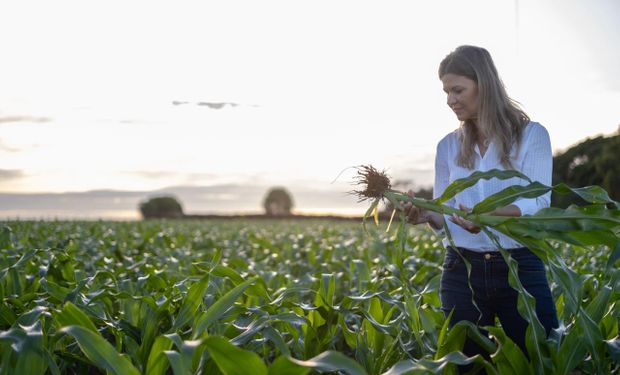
<box><xmin>512</xmin><ymin>124</ymin><xmax>553</xmax><ymax>215</ymax></box>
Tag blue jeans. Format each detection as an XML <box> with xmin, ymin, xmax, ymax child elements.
<box><xmin>440</xmin><ymin>246</ymin><xmax>558</xmax><ymax>360</ymax></box>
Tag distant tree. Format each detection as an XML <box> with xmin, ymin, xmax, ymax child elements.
<box><xmin>552</xmin><ymin>134</ymin><xmax>620</xmax><ymax>207</ymax></box>
<box><xmin>263</xmin><ymin>187</ymin><xmax>294</xmax><ymax>216</ymax></box>
<box><xmin>139</xmin><ymin>196</ymin><xmax>184</xmax><ymax>219</ymax></box>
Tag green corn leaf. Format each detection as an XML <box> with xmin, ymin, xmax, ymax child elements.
<box><xmin>314</xmin><ymin>273</ymin><xmax>335</xmax><ymax>309</ymax></box>
<box><xmin>268</xmin><ymin>356</ymin><xmax>310</xmax><ymax>375</ymax></box>
<box><xmin>230</xmin><ymin>316</ymin><xmax>269</xmax><ymax>346</ymax></box>
<box><xmin>435</xmin><ymin>309</ymin><xmax>454</xmax><ymax>359</ymax></box>
<box><xmin>384</xmin><ymin>352</ymin><xmax>498</xmax><ymax>375</ymax></box>
<box><xmin>356</xmin><ymin>308</ymin><xmax>401</xmax><ymax>336</ymax></box>
<box><xmin>192</xmin><ymin>277</ymin><xmax>257</xmax><ymax>338</ymax></box>
<box><xmin>381</xmin><ymin>360</ymin><xmax>416</xmax><ymax>375</ymax></box>
<box><xmin>263</xmin><ymin>325</ymin><xmax>291</xmax><ymax>357</ymax></box>
<box><xmin>435</xmin><ymin>324</ymin><xmax>467</xmax><ymax>363</ymax></box>
<box><xmin>210</xmin><ymin>265</ymin><xmax>244</xmax><ymax>284</ymax></box>
<box><xmin>338</xmin><ymin>314</ymin><xmax>358</xmax><ymax>349</ymax></box>
<box><xmin>487</xmin><ymin>326</ymin><xmax>533</xmax><ymax>375</ymax></box>
<box><xmin>164</xmin><ymin>350</ymin><xmax>191</xmax><ymax>375</ymax></box>
<box><xmin>606</xmin><ymin>335</ymin><xmax>620</xmax><ymax>363</ymax></box>
<box><xmin>472</xmin><ymin>181</ymin><xmax>619</xmax><ymax>215</ymax></box>
<box><xmin>204</xmin><ymin>335</ymin><xmax>268</xmax><ymax>375</ymax></box>
<box><xmin>555</xmin><ymin>325</ymin><xmax>588</xmax><ymax>374</ymax></box>
<box><xmin>472</xmin><ymin>181</ymin><xmax>550</xmax><ymax>214</ymax></box>
<box><xmin>576</xmin><ymin>306</ymin><xmax>604</xmax><ymax>372</ymax></box>
<box><xmin>435</xmin><ymin>169</ymin><xmax>530</xmax><ymax>204</ymax></box>
<box><xmin>606</xmin><ymin>243</ymin><xmax>620</xmax><ymax>270</ymax></box>
<box><xmin>0</xmin><ymin>321</ymin><xmax>47</xmax><ymax>375</ymax></box>
<box><xmin>585</xmin><ymin>285</ymin><xmax>612</xmax><ymax>322</ymax></box>
<box><xmin>145</xmin><ymin>335</ymin><xmax>174</xmax><ymax>375</ymax></box>
<box><xmin>0</xmin><ymin>225</ymin><xmax>13</xmax><ymax>250</ymax></box>
<box><xmin>59</xmin><ymin>325</ymin><xmax>140</xmax><ymax>375</ymax></box>
<box><xmin>0</xmin><ymin>249</ymin><xmax>42</xmax><ymax>284</ymax></box>
<box><xmin>445</xmin><ymin>320</ymin><xmax>496</xmax><ymax>357</ymax></box>
<box><xmin>55</xmin><ymin>301</ymin><xmax>98</xmax><ymax>333</ymax></box>
<box><xmin>287</xmin><ymin>350</ymin><xmax>367</xmax><ymax>375</ymax></box>
<box><xmin>17</xmin><ymin>306</ymin><xmax>49</xmax><ymax>326</ymax></box>
<box><xmin>171</xmin><ymin>273</ymin><xmax>210</xmax><ymax>331</ymax></box>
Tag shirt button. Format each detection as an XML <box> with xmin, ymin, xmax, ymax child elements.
<box><xmin>484</xmin><ymin>253</ymin><xmax>491</xmax><ymax>260</ymax></box>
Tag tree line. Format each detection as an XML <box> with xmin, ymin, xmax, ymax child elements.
<box><xmin>139</xmin><ymin>187</ymin><xmax>295</xmax><ymax>219</ymax></box>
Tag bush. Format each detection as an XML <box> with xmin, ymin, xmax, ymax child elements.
<box><xmin>139</xmin><ymin>196</ymin><xmax>184</xmax><ymax>219</ymax></box>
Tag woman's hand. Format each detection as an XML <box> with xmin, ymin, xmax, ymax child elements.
<box><xmin>401</xmin><ymin>190</ymin><xmax>430</xmax><ymax>225</ymax></box>
<box><xmin>450</xmin><ymin>204</ymin><xmax>481</xmax><ymax>234</ymax></box>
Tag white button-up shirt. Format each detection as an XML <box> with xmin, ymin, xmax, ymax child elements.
<box><xmin>434</xmin><ymin>121</ymin><xmax>552</xmax><ymax>251</ymax></box>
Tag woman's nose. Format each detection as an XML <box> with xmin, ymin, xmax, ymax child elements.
<box><xmin>446</xmin><ymin>93</ymin><xmax>456</xmax><ymax>106</ymax></box>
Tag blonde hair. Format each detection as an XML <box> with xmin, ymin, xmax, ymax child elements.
<box><xmin>438</xmin><ymin>45</ymin><xmax>529</xmax><ymax>169</ymax></box>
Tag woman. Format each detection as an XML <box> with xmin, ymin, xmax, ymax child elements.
<box><xmin>403</xmin><ymin>45</ymin><xmax>558</xmax><ymax>362</ymax></box>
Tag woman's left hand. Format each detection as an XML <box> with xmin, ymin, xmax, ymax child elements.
<box><xmin>450</xmin><ymin>204</ymin><xmax>481</xmax><ymax>234</ymax></box>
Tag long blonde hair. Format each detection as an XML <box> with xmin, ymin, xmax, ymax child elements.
<box><xmin>438</xmin><ymin>45</ymin><xmax>529</xmax><ymax>169</ymax></box>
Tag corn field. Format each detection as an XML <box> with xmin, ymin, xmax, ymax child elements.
<box><xmin>0</xmin><ymin>218</ymin><xmax>616</xmax><ymax>375</ymax></box>
<box><xmin>1</xmin><ymin>171</ymin><xmax>619</xmax><ymax>374</ymax></box>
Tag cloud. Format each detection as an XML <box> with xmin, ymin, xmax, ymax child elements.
<box><xmin>196</xmin><ymin>102</ymin><xmax>239</xmax><ymax>109</ymax></box>
<box><xmin>173</xmin><ymin>101</ymin><xmax>249</xmax><ymax>109</ymax></box>
<box><xmin>0</xmin><ymin>169</ymin><xmax>24</xmax><ymax>181</ymax></box>
<box><xmin>0</xmin><ymin>139</ymin><xmax>21</xmax><ymax>152</ymax></box>
<box><xmin>123</xmin><ymin>171</ymin><xmax>180</xmax><ymax>179</ymax></box>
<box><xmin>122</xmin><ymin>171</ymin><xmax>219</xmax><ymax>183</ymax></box>
<box><xmin>0</xmin><ymin>116</ymin><xmax>51</xmax><ymax>124</ymax></box>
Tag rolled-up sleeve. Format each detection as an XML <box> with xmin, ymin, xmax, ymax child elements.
<box><xmin>434</xmin><ymin>138</ymin><xmax>451</xmax><ymax>202</ymax></box>
<box><xmin>513</xmin><ymin>124</ymin><xmax>552</xmax><ymax>216</ymax></box>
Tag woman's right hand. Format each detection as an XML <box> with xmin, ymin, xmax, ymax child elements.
<box><xmin>400</xmin><ymin>190</ymin><xmax>429</xmax><ymax>225</ymax></box>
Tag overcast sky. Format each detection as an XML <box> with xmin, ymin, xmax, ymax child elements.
<box><xmin>1</xmin><ymin>0</ymin><xmax>619</xmax><ymax>218</ymax></box>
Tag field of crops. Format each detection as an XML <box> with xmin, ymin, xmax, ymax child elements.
<box><xmin>0</xmin><ymin>218</ymin><xmax>618</xmax><ymax>374</ymax></box>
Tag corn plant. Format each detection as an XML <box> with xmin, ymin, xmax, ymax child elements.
<box><xmin>353</xmin><ymin>165</ymin><xmax>620</xmax><ymax>374</ymax></box>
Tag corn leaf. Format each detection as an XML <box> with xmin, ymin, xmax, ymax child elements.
<box><xmin>192</xmin><ymin>277</ymin><xmax>257</xmax><ymax>338</ymax></box>
<box><xmin>487</xmin><ymin>326</ymin><xmax>533</xmax><ymax>375</ymax></box>
<box><xmin>204</xmin><ymin>335</ymin><xmax>268</xmax><ymax>375</ymax></box>
<box><xmin>145</xmin><ymin>335</ymin><xmax>174</xmax><ymax>375</ymax></box>
<box><xmin>0</xmin><ymin>321</ymin><xmax>47</xmax><ymax>375</ymax></box>
<box><xmin>268</xmin><ymin>356</ymin><xmax>310</xmax><ymax>375</ymax></box>
<box><xmin>55</xmin><ymin>301</ymin><xmax>98</xmax><ymax>334</ymax></box>
<box><xmin>287</xmin><ymin>350</ymin><xmax>367</xmax><ymax>375</ymax></box>
<box><xmin>59</xmin><ymin>325</ymin><xmax>140</xmax><ymax>375</ymax></box>
<box><xmin>384</xmin><ymin>352</ymin><xmax>498</xmax><ymax>375</ymax></box>
<box><xmin>171</xmin><ymin>273</ymin><xmax>210</xmax><ymax>331</ymax></box>
<box><xmin>435</xmin><ymin>169</ymin><xmax>530</xmax><ymax>204</ymax></box>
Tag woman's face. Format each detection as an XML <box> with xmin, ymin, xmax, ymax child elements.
<box><xmin>441</xmin><ymin>73</ymin><xmax>479</xmax><ymax>123</ymax></box>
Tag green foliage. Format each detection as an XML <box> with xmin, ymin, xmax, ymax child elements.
<box><xmin>552</xmin><ymin>134</ymin><xmax>620</xmax><ymax>207</ymax></box>
<box><xmin>1</xmin><ymin>165</ymin><xmax>620</xmax><ymax>374</ymax></box>
<box><xmin>139</xmin><ymin>195</ymin><xmax>184</xmax><ymax>219</ymax></box>
<box><xmin>263</xmin><ymin>187</ymin><xmax>294</xmax><ymax>216</ymax></box>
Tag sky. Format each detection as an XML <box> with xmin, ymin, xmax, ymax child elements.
<box><xmin>1</xmin><ymin>0</ymin><xmax>619</xmax><ymax>219</ymax></box>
